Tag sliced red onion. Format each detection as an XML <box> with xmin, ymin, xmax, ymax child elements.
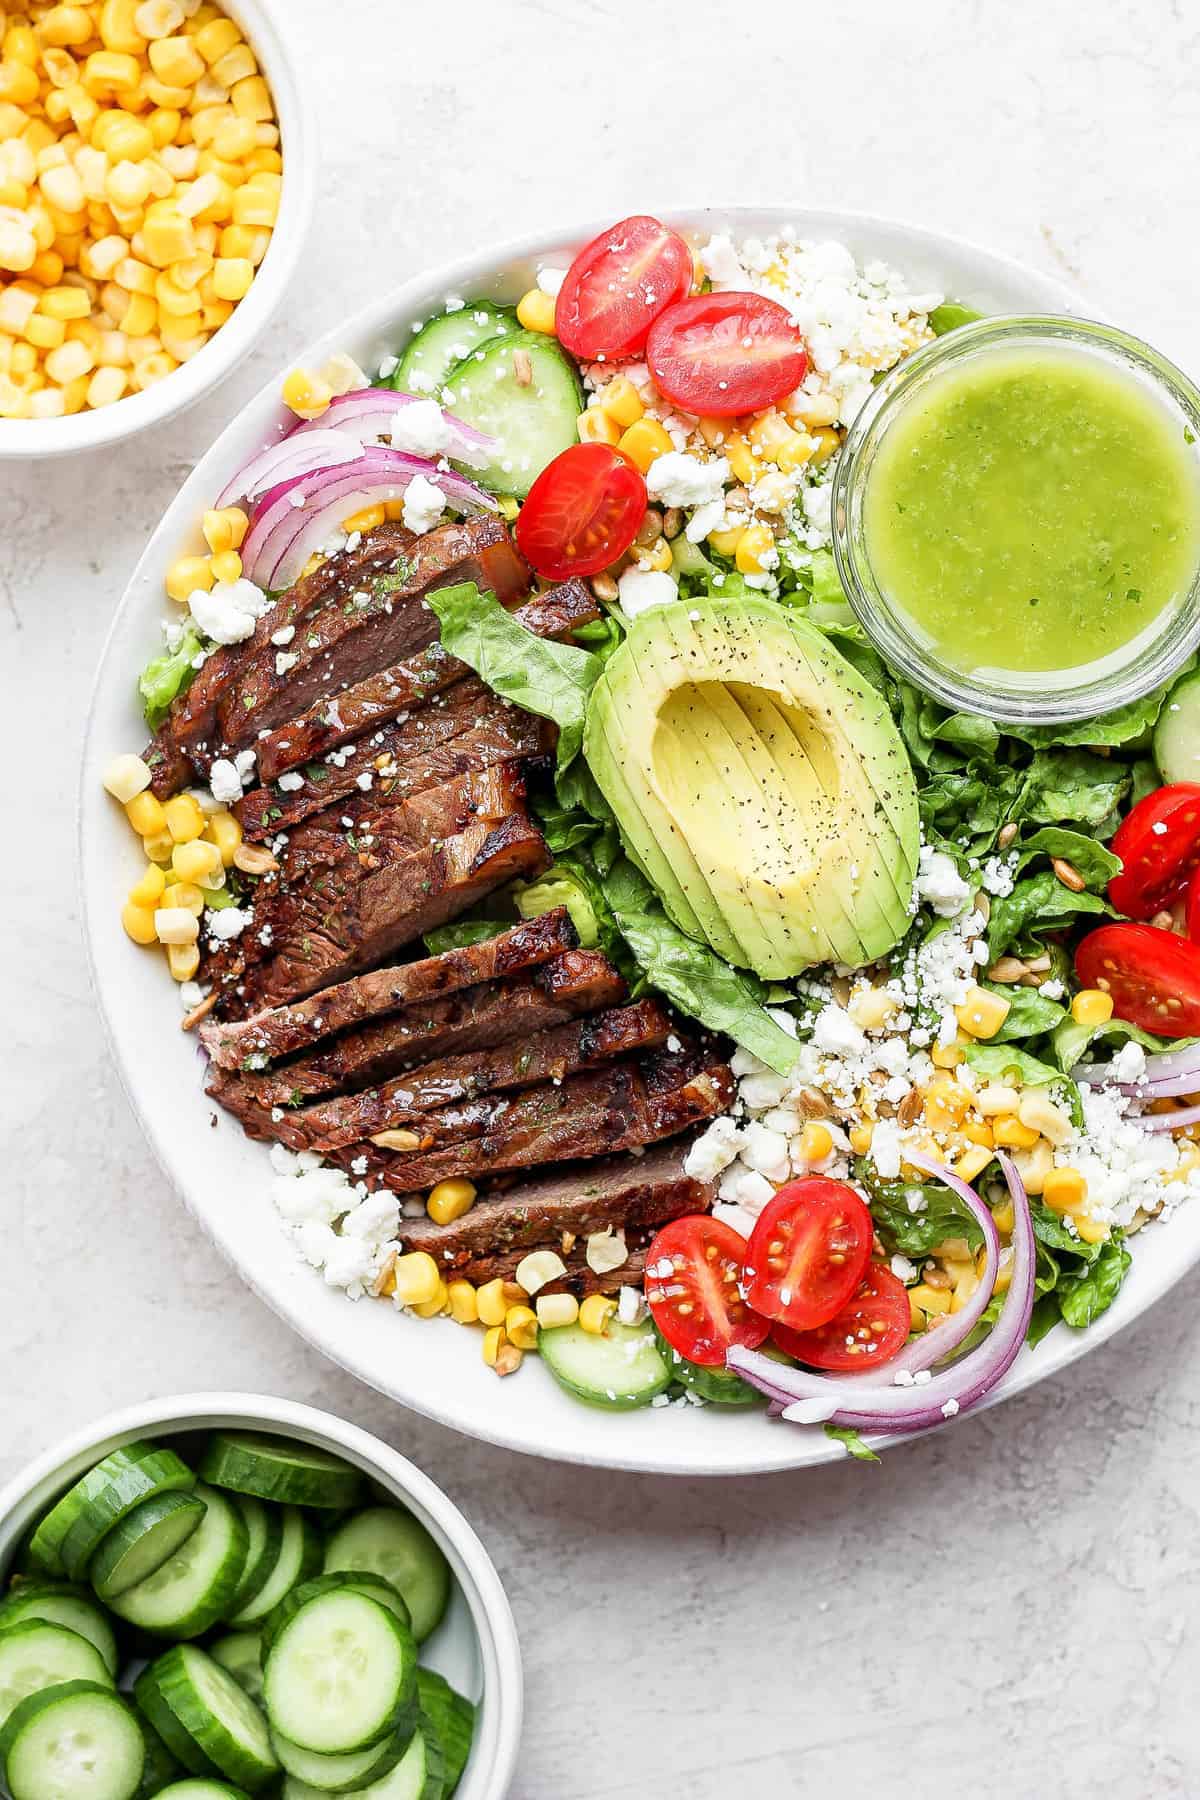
<box><xmin>1074</xmin><ymin>1043</ymin><xmax>1200</xmax><ymax>1087</ymax></box>
<box><xmin>286</xmin><ymin>389</ymin><xmax>494</xmax><ymax>466</ymax></box>
<box><xmin>727</xmin><ymin>1153</ymin><xmax>1035</xmax><ymax>1434</ymax></box>
<box><xmin>241</xmin><ymin>449</ymin><xmax>498</xmax><ymax>591</ymax></box>
<box><xmin>213</xmin><ymin>429</ymin><xmax>365</xmax><ymax>510</ymax></box>
<box><xmin>1141</xmin><ymin>1103</ymin><xmax>1200</xmax><ymax>1132</ymax></box>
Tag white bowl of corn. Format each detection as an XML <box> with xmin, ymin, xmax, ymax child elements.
<box><xmin>0</xmin><ymin>0</ymin><xmax>315</xmax><ymax>457</ymax></box>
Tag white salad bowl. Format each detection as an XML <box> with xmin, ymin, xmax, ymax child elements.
<box><xmin>0</xmin><ymin>1392</ymin><xmax>522</xmax><ymax>1799</ymax></box>
<box><xmin>80</xmin><ymin>207</ymin><xmax>1200</xmax><ymax>1475</ymax></box>
<box><xmin>0</xmin><ymin>0</ymin><xmax>316</xmax><ymax>462</ymax></box>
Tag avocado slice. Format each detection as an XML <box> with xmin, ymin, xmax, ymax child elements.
<box><xmin>583</xmin><ymin>598</ymin><xmax>920</xmax><ymax>979</ymax></box>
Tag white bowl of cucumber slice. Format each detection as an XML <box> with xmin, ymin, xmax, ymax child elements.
<box><xmin>0</xmin><ymin>1393</ymin><xmax>522</xmax><ymax>1800</ymax></box>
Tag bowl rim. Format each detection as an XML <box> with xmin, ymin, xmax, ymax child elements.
<box><xmin>0</xmin><ymin>1391</ymin><xmax>523</xmax><ymax>1800</ymax></box>
<box><xmin>0</xmin><ymin>0</ymin><xmax>317</xmax><ymax>461</ymax></box>
<box><xmin>80</xmin><ymin>202</ymin><xmax>1200</xmax><ymax>1477</ymax></box>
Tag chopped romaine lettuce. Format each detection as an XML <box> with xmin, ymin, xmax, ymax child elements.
<box><xmin>138</xmin><ymin>623</ymin><xmax>205</xmax><ymax>731</ymax></box>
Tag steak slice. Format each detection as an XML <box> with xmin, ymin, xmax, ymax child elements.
<box><xmin>236</xmin><ymin>686</ymin><xmax>549</xmax><ymax>841</ymax></box>
<box><xmin>251</xmin><ymin>999</ymin><xmax>673</xmax><ymax>1153</ymax></box>
<box><xmin>395</xmin><ymin>1142</ymin><xmax>714</xmax><ymax>1274</ymax></box>
<box><xmin>214</xmin><ymin>518</ymin><xmax>528</xmax><ymax>752</ymax></box>
<box><xmin>213</xmin><ymin>808</ymin><xmax>548</xmax><ymax>1015</ymax></box>
<box><xmin>206</xmin><ymin>949</ymin><xmax>627</xmax><ymax>1115</ymax></box>
<box><xmin>254</xmin><ymin>578</ymin><xmax>597</xmax><ymax>784</ymax></box>
<box><xmin>339</xmin><ymin>1047</ymin><xmax>734</xmax><ymax>1192</ymax></box>
<box><xmin>146</xmin><ymin>524</ymin><xmax>417</xmax><ymax>795</ymax></box>
<box><xmin>201</xmin><ymin>907</ymin><xmax>579</xmax><ymax>1069</ymax></box>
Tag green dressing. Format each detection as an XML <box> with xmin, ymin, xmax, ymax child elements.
<box><xmin>863</xmin><ymin>345</ymin><xmax>1200</xmax><ymax>676</ymax></box>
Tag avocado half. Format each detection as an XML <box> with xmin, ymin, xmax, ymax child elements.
<box><xmin>583</xmin><ymin>597</ymin><xmax>919</xmax><ymax>978</ymax></box>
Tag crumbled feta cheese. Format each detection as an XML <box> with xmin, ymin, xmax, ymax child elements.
<box><xmin>915</xmin><ymin>846</ymin><xmax>972</xmax><ymax>918</ymax></box>
<box><xmin>683</xmin><ymin>1115</ymin><xmax>745</xmax><ymax>1180</ymax></box>
<box><xmin>207</xmin><ymin>906</ymin><xmax>252</xmax><ymax>942</ymax></box>
<box><xmin>401</xmin><ymin>473</ymin><xmax>447</xmax><ymax>534</ymax></box>
<box><xmin>389</xmin><ymin>399</ymin><xmax>455</xmax><ymax>459</ymax></box>
<box><xmin>189</xmin><ymin>577</ymin><xmax>269</xmax><ymax>645</ymax></box>
<box><xmin>645</xmin><ymin>450</ymin><xmax>730</xmax><ymax>509</ymax></box>
<box><xmin>209</xmin><ymin>747</ymin><xmax>256</xmax><ymax>806</ymax></box>
<box><xmin>890</xmin><ymin>1252</ymin><xmax>918</xmax><ymax>1283</ymax></box>
<box><xmin>741</xmin><ymin>1120</ymin><xmax>791</xmax><ymax>1183</ymax></box>
<box><xmin>536</xmin><ymin>265</ymin><xmax>567</xmax><ymax>297</ymax></box>
<box><xmin>617</xmin><ymin>566</ymin><xmax>678</xmax><ymax>618</ymax></box>
<box><xmin>277</xmin><ymin>771</ymin><xmax>305</xmax><ymax>792</ymax></box>
<box><xmin>870</xmin><ymin>1118</ymin><xmax>904</xmax><ymax>1179</ymax></box>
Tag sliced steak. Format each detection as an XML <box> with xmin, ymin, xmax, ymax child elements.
<box><xmin>201</xmin><ymin>908</ymin><xmax>579</xmax><ymax>1070</ymax></box>
<box><xmin>236</xmin><ymin>685</ymin><xmax>549</xmax><ymax>841</ymax></box>
<box><xmin>340</xmin><ymin>1047</ymin><xmax>734</xmax><ymax>1192</ymax></box>
<box><xmin>395</xmin><ymin>1142</ymin><xmax>714</xmax><ymax>1273</ymax></box>
<box><xmin>146</xmin><ymin>524</ymin><xmax>417</xmax><ymax>795</ymax></box>
<box><xmin>211</xmin><ymin>807</ymin><xmax>548</xmax><ymax>1015</ymax></box>
<box><xmin>214</xmin><ymin>518</ymin><xmax>528</xmax><ymax>752</ymax></box>
<box><xmin>206</xmin><ymin>949</ymin><xmax>627</xmax><ymax>1116</ymax></box>
<box><xmin>254</xmin><ymin>578</ymin><xmax>597</xmax><ymax>784</ymax></box>
<box><xmin>250</xmin><ymin>999</ymin><xmax>672</xmax><ymax>1153</ymax></box>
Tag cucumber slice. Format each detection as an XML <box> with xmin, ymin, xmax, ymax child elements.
<box><xmin>655</xmin><ymin>1333</ymin><xmax>763</xmax><ymax>1406</ymax></box>
<box><xmin>323</xmin><ymin>1510</ymin><xmax>449</xmax><ymax>1645</ymax></box>
<box><xmin>226</xmin><ymin>1508</ymin><xmax>322</xmax><ymax>1629</ymax></box>
<box><xmin>134</xmin><ymin>1646</ymin><xmax>277</xmax><ymax>1792</ymax></box>
<box><xmin>260</xmin><ymin>1572</ymin><xmax>410</xmax><ymax>1659</ymax></box>
<box><xmin>154</xmin><ymin>1786</ymin><xmax>251</xmax><ymax>1798</ymax></box>
<box><xmin>0</xmin><ymin>1681</ymin><xmax>144</xmax><ymax>1800</ymax></box>
<box><xmin>270</xmin><ymin>1720</ymin><xmax>414</xmax><ymax>1793</ymax></box>
<box><xmin>0</xmin><ymin>1583</ymin><xmax>118</xmax><ymax>1675</ymax></box>
<box><xmin>281</xmin><ymin>1724</ymin><xmax>444</xmax><ymax>1800</ymax></box>
<box><xmin>135</xmin><ymin>1716</ymin><xmax>181</xmax><ymax>1798</ymax></box>
<box><xmin>1154</xmin><ymin>668</ymin><xmax>1200</xmax><ymax>783</ymax></box>
<box><xmin>442</xmin><ymin>329</ymin><xmax>582</xmax><ymax>497</ymax></box>
<box><xmin>226</xmin><ymin>1499</ymin><xmax>282</xmax><ymax>1618</ymax></box>
<box><xmin>263</xmin><ymin>1590</ymin><xmax>417</xmax><ymax>1757</ymax></box>
<box><xmin>31</xmin><ymin>1445</ymin><xmax>194</xmax><ymax>1580</ymax></box>
<box><xmin>539</xmin><ymin>1318</ymin><xmax>671</xmax><ymax>1409</ymax></box>
<box><xmin>414</xmin><ymin>1672</ymin><xmax>473</xmax><ymax>1795</ymax></box>
<box><xmin>91</xmin><ymin>1493</ymin><xmax>208</xmax><ymax>1602</ymax></box>
<box><xmin>109</xmin><ymin>1485</ymin><xmax>247</xmax><ymax>1640</ymax></box>
<box><xmin>391</xmin><ymin>302</ymin><xmax>517</xmax><ymax>403</ymax></box>
<box><xmin>0</xmin><ymin>1621</ymin><xmax>114</xmax><ymax>1730</ymax></box>
<box><xmin>208</xmin><ymin>1634</ymin><xmax>263</xmax><ymax>1708</ymax></box>
<box><xmin>198</xmin><ymin>1436</ymin><xmax>361</xmax><ymax>1512</ymax></box>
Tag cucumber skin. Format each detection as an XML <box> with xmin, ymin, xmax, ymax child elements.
<box><xmin>263</xmin><ymin>1593</ymin><xmax>417</xmax><ymax>1758</ymax></box>
<box><xmin>226</xmin><ymin>1500</ymin><xmax>282</xmax><ymax>1619</ymax></box>
<box><xmin>322</xmin><ymin>1510</ymin><xmax>449</xmax><ymax>1645</ymax></box>
<box><xmin>91</xmin><ymin>1493</ymin><xmax>208</xmax><ymax>1602</ymax></box>
<box><xmin>29</xmin><ymin>1442</ymin><xmax>184</xmax><ymax>1578</ymax></box>
<box><xmin>225</xmin><ymin>1508</ymin><xmax>322</xmax><ymax>1629</ymax></box>
<box><xmin>198</xmin><ymin>1437</ymin><xmax>361</xmax><ymax>1513</ymax></box>
<box><xmin>59</xmin><ymin>1450</ymin><xmax>198</xmax><ymax>1583</ymax></box>
<box><xmin>110</xmin><ymin>1485</ymin><xmax>248</xmax><ymax>1641</ymax></box>
<box><xmin>134</xmin><ymin>1666</ymin><xmax>225</xmax><ymax>1782</ymax></box>
<box><xmin>259</xmin><ymin>1573</ymin><xmax>411</xmax><ymax>1659</ymax></box>
<box><xmin>269</xmin><ymin>1716</ymin><xmax>417</xmax><ymax>1793</ymax></box>
<box><xmin>0</xmin><ymin>1583</ymin><xmax>118</xmax><ymax>1675</ymax></box>
<box><xmin>207</xmin><ymin>1634</ymin><xmax>263</xmax><ymax>1708</ymax></box>
<box><xmin>392</xmin><ymin>303</ymin><xmax>517</xmax><ymax>400</ymax></box>
<box><xmin>134</xmin><ymin>1647</ymin><xmax>278</xmax><ymax>1793</ymax></box>
<box><xmin>1154</xmin><ymin>669</ymin><xmax>1200</xmax><ymax>783</ymax></box>
<box><xmin>538</xmin><ymin>1320</ymin><xmax>672</xmax><ymax>1410</ymax></box>
<box><xmin>155</xmin><ymin>1786</ymin><xmax>251</xmax><ymax>1798</ymax></box>
<box><xmin>443</xmin><ymin>329</ymin><xmax>583</xmax><ymax>498</ymax></box>
<box><xmin>0</xmin><ymin>1619</ymin><xmax>115</xmax><ymax>1721</ymax></box>
<box><xmin>414</xmin><ymin>1671</ymin><xmax>474</xmax><ymax>1795</ymax></box>
<box><xmin>654</xmin><ymin>1333</ymin><xmax>764</xmax><ymax>1406</ymax></box>
<box><xmin>136</xmin><ymin>1718</ymin><xmax>182</xmax><ymax>1799</ymax></box>
<box><xmin>0</xmin><ymin>1678</ymin><xmax>125</xmax><ymax>1766</ymax></box>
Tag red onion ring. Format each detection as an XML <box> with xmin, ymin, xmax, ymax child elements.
<box><xmin>213</xmin><ymin>429</ymin><xmax>364</xmax><ymax>510</ymax></box>
<box><xmin>286</xmin><ymin>389</ymin><xmax>494</xmax><ymax>465</ymax></box>
<box><xmin>727</xmin><ymin>1154</ymin><xmax>1035</xmax><ymax>1434</ymax></box>
<box><xmin>1141</xmin><ymin>1104</ymin><xmax>1200</xmax><ymax>1132</ymax></box>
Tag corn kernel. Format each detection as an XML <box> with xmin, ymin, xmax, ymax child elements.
<box><xmin>198</xmin><ymin>505</ymin><xmax>246</xmax><ymax>556</ymax></box>
<box><xmin>515</xmin><ymin>286</ymin><xmax>555</xmax><ymax>333</ymax></box>
<box><xmin>207</xmin><ymin>546</ymin><xmax>240</xmax><ymax>583</ymax></box>
<box><xmin>123</xmin><ymin>790</ymin><xmax>164</xmax><ymax>837</ymax></box>
<box><xmin>955</xmin><ymin>985</ymin><xmax>1011</xmax><ymax>1040</ymax></box>
<box><xmin>797</xmin><ymin>1121</ymin><xmax>833</xmax><ymax>1165</ymax></box>
<box><xmin>535</xmin><ymin>1292</ymin><xmax>579</xmax><ymax>1330</ymax></box>
<box><xmin>722</xmin><ymin>431</ymin><xmax>758</xmax><ymax>484</ymax></box>
<box><xmin>200</xmin><ymin>250</ymin><xmax>250</xmax><ymax>301</ymax></box>
<box><xmin>848</xmin><ymin>1123</ymin><xmax>873</xmax><ymax>1155</ymax></box>
<box><xmin>104</xmin><ymin>751</ymin><xmax>152</xmax><ymax>803</ymax></box>
<box><xmin>1011</xmin><ymin>1138</ymin><xmax>1054</xmax><ymax>1195</ymax></box>
<box><xmin>391</xmin><ymin>1251</ymin><xmax>441</xmax><ymax>1308</ymax></box>
<box><xmin>910</xmin><ymin>1283</ymin><xmax>952</xmax><ymax>1319</ymax></box>
<box><xmin>85</xmin><ymin>364</ymin><xmax>126</xmax><ymax>406</ymax></box>
<box><xmin>141</xmin><ymin>828</ymin><xmax>174</xmax><ymax>863</ymax></box>
<box><xmin>340</xmin><ymin>503</ymin><xmax>385</xmax><ymax>537</ymax></box>
<box><xmin>165</xmin><ymin>552</ymin><xmax>212</xmax><ymax>600</ymax></box>
<box><xmin>426</xmin><ymin>1178</ymin><xmax>477</xmax><ymax>1226</ymax></box>
<box><xmin>142</xmin><ymin>202</ymin><xmax>192</xmax><ymax>263</ymax></box>
<box><xmin>992</xmin><ymin>1113</ymin><xmax>1040</xmax><ymax>1150</ymax></box>
<box><xmin>24</xmin><ymin>312</ymin><xmax>64</xmax><ymax>348</ymax></box>
<box><xmin>504</xmin><ymin>1304</ymin><xmax>539</xmax><ymax>1351</ymax></box>
<box><xmin>204</xmin><ymin>808</ymin><xmax>241</xmax><ymax>865</ymax></box>
<box><xmin>154</xmin><ymin>903</ymin><xmax>199</xmax><ymax>945</ymax></box>
<box><xmin>746</xmin><ymin>408</ymin><xmax>815</xmax><ymax>472</ymax></box>
<box><xmin>810</xmin><ymin>426</ymin><xmax>841</xmax><ymax>465</ymax></box>
<box><xmin>193</xmin><ymin>16</ymin><xmax>241</xmax><ymax>63</ymax></box>
<box><xmin>229</xmin><ymin>74</ymin><xmax>270</xmax><ymax>120</ymax></box>
<box><xmin>168</xmin><ymin>882</ymin><xmax>205</xmax><ymax>917</ymax></box>
<box><xmin>961</xmin><ymin>1117</ymin><xmax>995</xmax><ymax>1149</ymax></box>
<box><xmin>412</xmin><ymin>1279</ymin><xmax>449</xmax><ymax>1319</ymax></box>
<box><xmin>1043</xmin><ymin>1166</ymin><xmax>1087</xmax><ymax>1214</ymax></box>
<box><xmin>596</xmin><ymin>374</ymin><xmax>643</xmax><ymax>428</ymax></box>
<box><xmin>476</xmin><ymin>1278</ymin><xmax>508</xmax><ymax>1328</ymax></box>
<box><xmin>282</xmin><ymin>365</ymin><xmax>330</xmax><ymax>420</ymax></box>
<box><xmin>229</xmin><ymin>176</ymin><xmax>274</xmax><ymax>225</ymax></box>
<box><xmin>735</xmin><ymin>524</ymin><xmax>776</xmax><ymax>575</ymax></box>
<box><xmin>1016</xmin><ymin>1088</ymin><xmax>1073</xmax><ymax>1146</ymax></box>
<box><xmin>513</xmin><ymin>1249</ymin><xmax>567</xmax><ymax>1296</ymax></box>
<box><xmin>171</xmin><ymin>835</ymin><xmax>222</xmax><ymax>884</ymax></box>
<box><xmin>930</xmin><ymin>1041</ymin><xmax>965</xmax><ymax>1070</ymax></box>
<box><xmin>1074</xmin><ymin>1215</ymin><xmax>1110</xmax><ymax>1245</ymax></box>
<box><xmin>446</xmin><ymin>1280</ymin><xmax>478</xmax><ymax>1325</ymax></box>
<box><xmin>618</xmin><ymin>416</ymin><xmax>673</xmax><ymax>472</ymax></box>
<box><xmin>575</xmin><ymin>404</ymin><xmax>620</xmax><ymax>446</ymax></box>
<box><xmin>1071</xmin><ymin>988</ymin><xmax>1114</xmax><ymax>1027</ymax></box>
<box><xmin>0</xmin><ymin>61</ymin><xmax>40</xmax><ymax>107</ymax></box>
<box><xmin>579</xmin><ymin>1293</ymin><xmax>616</xmax><ymax>1335</ymax></box>
<box><xmin>707</xmin><ymin>526</ymin><xmax>744</xmax><ymax>558</ymax></box>
<box><xmin>481</xmin><ymin>1325</ymin><xmax>506</xmax><ymax>1368</ymax></box>
<box><xmin>129</xmin><ymin>862</ymin><xmax>166</xmax><ymax>906</ymax></box>
<box><xmin>40</xmin><ymin>7</ymin><xmax>95</xmax><ymax>48</ymax></box>
<box><xmin>121</xmin><ymin>900</ymin><xmax>158</xmax><ymax>944</ymax></box>
<box><xmin>951</xmin><ymin>1144</ymin><xmax>994</xmax><ymax>1183</ymax></box>
<box><xmin>163</xmin><ymin>790</ymin><xmax>205</xmax><ymax>842</ymax></box>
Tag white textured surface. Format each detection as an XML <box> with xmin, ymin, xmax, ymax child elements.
<box><xmin>5</xmin><ymin>1</ymin><xmax>1200</xmax><ymax>1793</ymax></box>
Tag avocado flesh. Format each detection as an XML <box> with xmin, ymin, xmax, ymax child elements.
<box><xmin>583</xmin><ymin>598</ymin><xmax>920</xmax><ymax>979</ymax></box>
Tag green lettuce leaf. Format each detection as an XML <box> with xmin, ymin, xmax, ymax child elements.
<box><xmin>963</xmin><ymin>1042</ymin><xmax>1081</xmax><ymax>1102</ymax></box>
<box><xmin>983</xmin><ymin>983</ymin><xmax>1068</xmax><ymax>1042</ymax></box>
<box><xmin>860</xmin><ymin>1170</ymin><xmax>985</xmax><ymax>1254</ymax></box>
<box><xmin>929</xmin><ymin>302</ymin><xmax>983</xmax><ymax>334</ymax></box>
<box><xmin>824</xmin><ymin>1424</ymin><xmax>880</xmax><ymax>1462</ymax></box>
<box><xmin>515</xmin><ymin>862</ymin><xmax>607</xmax><ymax>951</ymax></box>
<box><xmin>423</xmin><ymin>918</ymin><xmax>510</xmax><ymax>956</ymax></box>
<box><xmin>1005</xmin><ymin>684</ymin><xmax>1169</xmax><ymax>750</ymax></box>
<box><xmin>1014</xmin><ymin>827</ymin><xmax>1121</xmax><ymax>891</ymax></box>
<box><xmin>138</xmin><ymin>624</ymin><xmax>205</xmax><ymax>731</ymax></box>
<box><xmin>1057</xmin><ymin>1235</ymin><xmax>1131</xmax><ymax>1328</ymax></box>
<box><xmin>1018</xmin><ymin>748</ymin><xmax>1130</xmax><ymax>830</ymax></box>
<box><xmin>986</xmin><ymin>871</ymin><xmax>1112</xmax><ymax>960</ymax></box>
<box><xmin>604</xmin><ymin>857</ymin><xmax>799</xmax><ymax>1075</ymax></box>
<box><xmin>427</xmin><ymin>583</ymin><xmax>603</xmax><ymax>768</ymax></box>
<box><xmin>1049</xmin><ymin>1014</ymin><xmax>1193</xmax><ymax>1073</ymax></box>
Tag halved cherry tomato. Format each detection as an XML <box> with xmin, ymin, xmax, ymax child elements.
<box><xmin>771</xmin><ymin>1263</ymin><xmax>911</xmax><ymax>1372</ymax></box>
<box><xmin>1108</xmin><ymin>783</ymin><xmax>1200</xmax><ymax>918</ymax></box>
<box><xmin>743</xmin><ymin>1177</ymin><xmax>874</xmax><ymax>1332</ymax></box>
<box><xmin>644</xmin><ymin>1215</ymin><xmax>769</xmax><ymax>1367</ymax></box>
<box><xmin>515</xmin><ymin>442</ymin><xmax>647</xmax><ymax>581</ymax></box>
<box><xmin>554</xmin><ymin>214</ymin><xmax>693</xmax><ymax>361</ymax></box>
<box><xmin>645</xmin><ymin>291</ymin><xmax>810</xmax><ymax>417</ymax></box>
<box><xmin>1076</xmin><ymin>921</ymin><xmax>1200</xmax><ymax>1035</ymax></box>
<box><xmin>1187</xmin><ymin>865</ymin><xmax>1200</xmax><ymax>942</ymax></box>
